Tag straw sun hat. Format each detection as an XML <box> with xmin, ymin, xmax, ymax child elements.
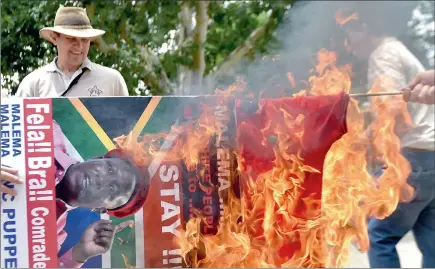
<box><xmin>40</xmin><ymin>6</ymin><xmax>105</xmax><ymax>44</ymax></box>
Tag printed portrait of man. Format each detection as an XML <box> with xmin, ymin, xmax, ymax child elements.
<box><xmin>52</xmin><ymin>121</ymin><xmax>150</xmax><ymax>268</ymax></box>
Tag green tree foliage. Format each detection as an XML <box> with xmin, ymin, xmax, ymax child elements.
<box><xmin>1</xmin><ymin>0</ymin><xmax>294</xmax><ymax>96</ymax></box>
<box><xmin>408</xmin><ymin>0</ymin><xmax>435</xmax><ymax>68</ymax></box>
<box><xmin>1</xmin><ymin>1</ymin><xmax>61</xmax><ymax>93</ymax></box>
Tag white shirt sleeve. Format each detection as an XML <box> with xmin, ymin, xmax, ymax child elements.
<box><xmin>115</xmin><ymin>71</ymin><xmax>129</xmax><ymax>96</ymax></box>
<box><xmin>367</xmin><ymin>40</ymin><xmax>407</xmax><ymax>92</ymax></box>
<box><xmin>15</xmin><ymin>74</ymin><xmax>35</xmax><ymax>97</ymax></box>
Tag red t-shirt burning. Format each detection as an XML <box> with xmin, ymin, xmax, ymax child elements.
<box><xmin>235</xmin><ymin>91</ymin><xmax>349</xmax><ymax>264</ymax></box>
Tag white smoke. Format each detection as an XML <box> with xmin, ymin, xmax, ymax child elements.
<box><xmin>212</xmin><ymin>1</ymin><xmax>433</xmax><ymax>95</ymax></box>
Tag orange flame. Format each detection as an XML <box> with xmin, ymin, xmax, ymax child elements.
<box><xmin>335</xmin><ymin>9</ymin><xmax>359</xmax><ymax>26</ymax></box>
<box><xmin>287</xmin><ymin>72</ymin><xmax>296</xmax><ymax>88</ymax></box>
<box><xmin>175</xmin><ymin>48</ymin><xmax>412</xmax><ymax>267</ymax></box>
<box><xmin>112</xmin><ymin>26</ymin><xmax>413</xmax><ymax>269</ymax></box>
<box><xmin>321</xmin><ymin>75</ymin><xmax>414</xmax><ymax>267</ymax></box>
<box><xmin>307</xmin><ymin>49</ymin><xmax>353</xmax><ymax>96</ymax></box>
<box><xmin>114</xmin><ymin>103</ymin><xmax>220</xmax><ymax>171</ymax></box>
<box><xmin>215</xmin><ymin>77</ymin><xmax>247</xmax><ymax>96</ymax></box>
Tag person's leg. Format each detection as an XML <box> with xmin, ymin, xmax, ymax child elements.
<box><xmin>413</xmin><ymin>196</ymin><xmax>435</xmax><ymax>268</ymax></box>
<box><xmin>412</xmin><ymin>152</ymin><xmax>435</xmax><ymax>268</ymax></box>
<box><xmin>367</xmin><ymin>198</ymin><xmax>425</xmax><ymax>268</ymax></box>
<box><xmin>368</xmin><ymin>150</ymin><xmax>434</xmax><ymax>268</ymax></box>
<box><xmin>408</xmin><ymin>150</ymin><xmax>435</xmax><ymax>268</ymax></box>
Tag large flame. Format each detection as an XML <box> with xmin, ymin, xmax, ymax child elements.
<box><xmin>176</xmin><ymin>48</ymin><xmax>413</xmax><ymax>267</ymax></box>
<box><xmin>113</xmin><ymin>11</ymin><xmax>414</xmax><ymax>268</ymax></box>
<box><xmin>321</xmin><ymin>76</ymin><xmax>414</xmax><ymax>267</ymax></box>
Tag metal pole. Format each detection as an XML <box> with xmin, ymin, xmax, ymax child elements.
<box><xmin>349</xmin><ymin>91</ymin><xmax>403</xmax><ymax>98</ymax></box>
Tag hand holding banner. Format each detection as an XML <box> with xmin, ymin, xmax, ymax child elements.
<box><xmin>1</xmin><ymin>166</ymin><xmax>24</xmax><ymax>196</ymax></box>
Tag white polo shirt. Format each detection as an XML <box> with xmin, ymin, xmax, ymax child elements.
<box><xmin>15</xmin><ymin>57</ymin><xmax>129</xmax><ymax>97</ymax></box>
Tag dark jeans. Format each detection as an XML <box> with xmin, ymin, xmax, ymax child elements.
<box><xmin>368</xmin><ymin>150</ymin><xmax>435</xmax><ymax>268</ymax></box>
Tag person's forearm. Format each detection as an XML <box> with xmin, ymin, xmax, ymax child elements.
<box><xmin>58</xmin><ymin>248</ymin><xmax>85</xmax><ymax>268</ymax></box>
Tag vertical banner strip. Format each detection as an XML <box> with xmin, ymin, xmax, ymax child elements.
<box><xmin>52</xmin><ymin>98</ymin><xmax>105</xmax><ymax>268</ymax></box>
<box><xmin>23</xmin><ymin>98</ymin><xmax>58</xmax><ymax>268</ymax></box>
<box><xmin>142</xmin><ymin>120</ymin><xmax>181</xmax><ymax>267</ymax></box>
<box><xmin>68</xmin><ymin>98</ymin><xmax>114</xmax><ymax>268</ymax></box>
<box><xmin>1</xmin><ymin>97</ymin><xmax>30</xmax><ymax>268</ymax></box>
<box><xmin>100</xmin><ymin>213</ymin><xmax>112</xmax><ymax>268</ymax></box>
<box><xmin>66</xmin><ymin>97</ymin><xmax>162</xmax><ymax>268</ymax></box>
<box><xmin>130</xmin><ymin>97</ymin><xmax>161</xmax><ymax>268</ymax></box>
<box><xmin>134</xmin><ymin>209</ymin><xmax>145</xmax><ymax>268</ymax></box>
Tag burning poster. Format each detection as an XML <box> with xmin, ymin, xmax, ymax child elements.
<box><xmin>1</xmin><ymin>71</ymin><xmax>413</xmax><ymax>268</ymax></box>
<box><xmin>1</xmin><ymin>95</ymin><xmax>239</xmax><ymax>268</ymax></box>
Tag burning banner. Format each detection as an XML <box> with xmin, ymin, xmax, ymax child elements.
<box><xmin>0</xmin><ymin>5</ymin><xmax>415</xmax><ymax>262</ymax></box>
<box><xmin>175</xmin><ymin>50</ymin><xmax>414</xmax><ymax>267</ymax></box>
<box><xmin>1</xmin><ymin>95</ymin><xmax>238</xmax><ymax>268</ymax></box>
<box><xmin>1</xmin><ymin>54</ymin><xmax>413</xmax><ymax>268</ymax></box>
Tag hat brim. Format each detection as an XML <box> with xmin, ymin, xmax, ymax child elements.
<box><xmin>40</xmin><ymin>26</ymin><xmax>105</xmax><ymax>43</ymax></box>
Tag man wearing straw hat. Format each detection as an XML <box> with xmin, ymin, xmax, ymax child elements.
<box><xmin>15</xmin><ymin>6</ymin><xmax>129</xmax><ymax>97</ymax></box>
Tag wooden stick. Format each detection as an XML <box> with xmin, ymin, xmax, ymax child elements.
<box><xmin>349</xmin><ymin>91</ymin><xmax>403</xmax><ymax>98</ymax></box>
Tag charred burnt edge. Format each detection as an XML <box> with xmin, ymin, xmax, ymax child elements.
<box><xmin>179</xmin><ymin>97</ymin><xmax>239</xmax><ymax>237</ymax></box>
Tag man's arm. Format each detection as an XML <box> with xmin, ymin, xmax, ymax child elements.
<box><xmin>15</xmin><ymin>74</ymin><xmax>35</xmax><ymax>97</ymax></box>
<box><xmin>361</xmin><ymin>41</ymin><xmax>413</xmax><ymax>142</ymax></box>
<box><xmin>115</xmin><ymin>71</ymin><xmax>129</xmax><ymax>96</ymax></box>
<box><xmin>367</xmin><ymin>42</ymin><xmax>409</xmax><ymax>116</ymax></box>
<box><xmin>58</xmin><ymin>249</ymin><xmax>85</xmax><ymax>268</ymax></box>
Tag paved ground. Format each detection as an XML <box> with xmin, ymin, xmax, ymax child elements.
<box><xmin>344</xmin><ymin>232</ymin><xmax>422</xmax><ymax>268</ymax></box>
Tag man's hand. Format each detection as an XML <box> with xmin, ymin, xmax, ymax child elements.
<box><xmin>402</xmin><ymin>70</ymin><xmax>435</xmax><ymax>104</ymax></box>
<box><xmin>1</xmin><ymin>166</ymin><xmax>24</xmax><ymax>196</ymax></box>
<box><xmin>71</xmin><ymin>219</ymin><xmax>134</xmax><ymax>263</ymax></box>
<box><xmin>403</xmin><ymin>85</ymin><xmax>435</xmax><ymax>105</ymax></box>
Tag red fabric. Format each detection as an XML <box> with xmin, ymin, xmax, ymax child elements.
<box><xmin>235</xmin><ymin>92</ymin><xmax>349</xmax><ymax>263</ymax></box>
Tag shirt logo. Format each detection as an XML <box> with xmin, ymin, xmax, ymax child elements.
<box><xmin>88</xmin><ymin>86</ymin><xmax>103</xmax><ymax>96</ymax></box>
